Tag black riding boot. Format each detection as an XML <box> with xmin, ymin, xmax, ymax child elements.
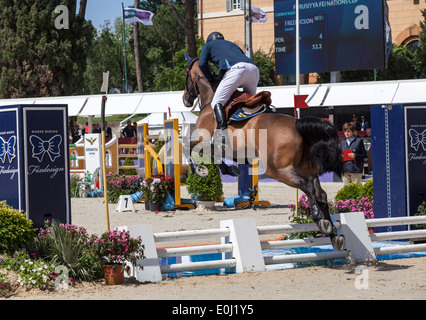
<box><xmin>213</xmin><ymin>103</ymin><xmax>229</xmax><ymax>148</ymax></box>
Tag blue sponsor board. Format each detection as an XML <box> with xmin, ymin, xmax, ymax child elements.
<box><xmin>274</xmin><ymin>0</ymin><xmax>386</xmax><ymax>74</ymax></box>
<box><xmin>404</xmin><ymin>106</ymin><xmax>426</xmax><ymax>219</ymax></box>
<box><xmin>0</xmin><ymin>104</ymin><xmax>71</xmax><ymax>228</ymax></box>
<box><xmin>0</xmin><ymin>108</ymin><xmax>22</xmax><ymax>210</ymax></box>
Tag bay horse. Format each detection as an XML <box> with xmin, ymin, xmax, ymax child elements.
<box><xmin>183</xmin><ymin>55</ymin><xmax>345</xmax><ymax>250</ymax></box>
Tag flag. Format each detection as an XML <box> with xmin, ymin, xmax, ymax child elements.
<box><xmin>294</xmin><ymin>94</ymin><xmax>309</xmax><ymax>109</ymax></box>
<box><xmin>251</xmin><ymin>5</ymin><xmax>267</xmax><ymax>23</ymax></box>
<box><xmin>100</xmin><ymin>71</ymin><xmax>109</xmax><ymax>93</ymax></box>
<box><xmin>123</xmin><ymin>7</ymin><xmax>154</xmax><ymax>25</ymax></box>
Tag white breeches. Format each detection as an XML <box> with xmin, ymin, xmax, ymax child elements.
<box><xmin>211</xmin><ymin>62</ymin><xmax>259</xmax><ymax>108</ymax></box>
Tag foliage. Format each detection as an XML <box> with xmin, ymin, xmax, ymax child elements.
<box><xmin>186</xmin><ymin>154</ymin><xmax>223</xmax><ymax>201</ymax></box>
<box><xmin>414</xmin><ymin>201</ymin><xmax>426</xmax><ymax>229</ymax></box>
<box><xmin>70</xmin><ymin>173</ymin><xmax>83</xmax><ymax>197</ymax></box>
<box><xmin>0</xmin><ymin>271</ymin><xmax>9</xmax><ymax>297</ymax></box>
<box><xmin>142</xmin><ymin>172</ymin><xmax>174</xmax><ymax>203</ymax></box>
<box><xmin>0</xmin><ymin>201</ymin><xmax>35</xmax><ymax>254</ymax></box>
<box><xmin>253</xmin><ymin>48</ymin><xmax>276</xmax><ymax>86</ymax></box>
<box><xmin>119</xmin><ymin>155</ymin><xmax>138</xmax><ymax>176</ymax></box>
<box><xmin>31</xmin><ymin>220</ymin><xmax>103</xmax><ymax>281</ymax></box>
<box><xmin>93</xmin><ymin>229</ymin><xmax>145</xmax><ymax>267</ymax></box>
<box><xmin>106</xmin><ymin>173</ymin><xmax>143</xmax><ymax>203</ymax></box>
<box><xmin>0</xmin><ymin>0</ymin><xmax>94</xmax><ymax>98</ymax></box>
<box><xmin>335</xmin><ymin>180</ymin><xmax>373</xmax><ymax>202</ymax></box>
<box><xmin>333</xmin><ymin>197</ymin><xmax>374</xmax><ymax>219</ymax></box>
<box><xmin>0</xmin><ymin>249</ymin><xmax>60</xmax><ymax>290</ymax></box>
<box><xmin>288</xmin><ymin>194</ymin><xmax>334</xmax><ymax>239</ymax></box>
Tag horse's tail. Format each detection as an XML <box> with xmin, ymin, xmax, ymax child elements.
<box><xmin>295</xmin><ymin>115</ymin><xmax>343</xmax><ymax>177</ymax></box>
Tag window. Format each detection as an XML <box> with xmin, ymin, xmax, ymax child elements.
<box><xmin>226</xmin><ymin>0</ymin><xmax>241</xmax><ymax>11</ymax></box>
<box><xmin>232</xmin><ymin>0</ymin><xmax>241</xmax><ymax>10</ymax></box>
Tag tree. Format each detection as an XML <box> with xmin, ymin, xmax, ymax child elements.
<box><xmin>161</xmin><ymin>0</ymin><xmax>197</xmax><ymax>57</ymax></box>
<box><xmin>417</xmin><ymin>9</ymin><xmax>426</xmax><ymax>76</ymax></box>
<box><xmin>0</xmin><ymin>0</ymin><xmax>94</xmax><ymax>98</ymax></box>
<box><xmin>84</xmin><ymin>19</ymin><xmax>134</xmax><ymax>94</ymax></box>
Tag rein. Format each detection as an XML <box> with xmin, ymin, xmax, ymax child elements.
<box><xmin>185</xmin><ymin>58</ymin><xmax>212</xmax><ymax>112</ymax></box>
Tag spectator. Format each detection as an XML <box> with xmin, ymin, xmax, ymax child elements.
<box><xmin>122</xmin><ymin>120</ymin><xmax>135</xmax><ymax>137</ymax></box>
<box><xmin>132</xmin><ymin>121</ymin><xmax>138</xmax><ymax>137</ymax></box>
<box><xmin>104</xmin><ymin>121</ymin><xmax>112</xmax><ymax>138</ymax></box>
<box><xmin>92</xmin><ymin>123</ymin><xmax>101</xmax><ymax>133</ymax></box>
<box><xmin>341</xmin><ymin>122</ymin><xmax>367</xmax><ymax>185</ymax></box>
<box><xmin>360</xmin><ymin>115</ymin><xmax>369</xmax><ymax>131</ymax></box>
<box><xmin>351</xmin><ymin>114</ymin><xmax>361</xmax><ymax>131</ymax></box>
<box><xmin>71</xmin><ymin>123</ymin><xmax>81</xmax><ymax>143</ymax></box>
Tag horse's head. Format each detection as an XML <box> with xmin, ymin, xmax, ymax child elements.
<box><xmin>183</xmin><ymin>52</ymin><xmax>200</xmax><ymax>108</ymax></box>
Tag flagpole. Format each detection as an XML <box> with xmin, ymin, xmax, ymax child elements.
<box><xmin>122</xmin><ymin>3</ymin><xmax>129</xmax><ymax>93</ymax></box>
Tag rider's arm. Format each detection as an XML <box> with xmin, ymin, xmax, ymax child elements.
<box><xmin>199</xmin><ymin>45</ymin><xmax>215</xmax><ymax>81</ymax></box>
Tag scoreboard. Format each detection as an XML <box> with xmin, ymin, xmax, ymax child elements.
<box><xmin>274</xmin><ymin>0</ymin><xmax>386</xmax><ymax>74</ymax></box>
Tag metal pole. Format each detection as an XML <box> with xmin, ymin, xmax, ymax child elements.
<box><xmin>295</xmin><ymin>0</ymin><xmax>300</xmax><ymax>215</ymax></box>
<box><xmin>101</xmin><ymin>95</ymin><xmax>110</xmax><ymax>231</ymax></box>
<box><xmin>122</xmin><ymin>3</ymin><xmax>129</xmax><ymax>93</ymax></box>
<box><xmin>244</xmin><ymin>0</ymin><xmax>253</xmax><ymax>59</ymax></box>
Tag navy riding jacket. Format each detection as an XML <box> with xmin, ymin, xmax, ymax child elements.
<box><xmin>199</xmin><ymin>40</ymin><xmax>256</xmax><ymax>81</ymax></box>
<box><xmin>340</xmin><ymin>135</ymin><xmax>367</xmax><ymax>174</ymax></box>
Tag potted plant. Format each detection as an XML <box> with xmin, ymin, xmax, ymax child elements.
<box><xmin>145</xmin><ymin>172</ymin><xmax>174</xmax><ymax>212</ymax></box>
<box><xmin>93</xmin><ymin>229</ymin><xmax>145</xmax><ymax>285</ymax></box>
<box><xmin>186</xmin><ymin>156</ymin><xmax>223</xmax><ymax>210</ymax></box>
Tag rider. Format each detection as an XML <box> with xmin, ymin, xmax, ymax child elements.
<box><xmin>198</xmin><ymin>31</ymin><xmax>260</xmax><ymax>148</ymax></box>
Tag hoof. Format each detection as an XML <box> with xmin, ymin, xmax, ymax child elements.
<box><xmin>331</xmin><ymin>235</ymin><xmax>345</xmax><ymax>251</ymax></box>
<box><xmin>228</xmin><ymin>165</ymin><xmax>240</xmax><ymax>177</ymax></box>
<box><xmin>317</xmin><ymin>219</ymin><xmax>333</xmax><ymax>235</ymax></box>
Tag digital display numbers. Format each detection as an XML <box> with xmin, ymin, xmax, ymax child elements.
<box><xmin>274</xmin><ymin>0</ymin><xmax>386</xmax><ymax>74</ymax></box>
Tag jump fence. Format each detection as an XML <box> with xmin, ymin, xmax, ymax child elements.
<box><xmin>118</xmin><ymin>213</ymin><xmax>426</xmax><ymax>283</ymax></box>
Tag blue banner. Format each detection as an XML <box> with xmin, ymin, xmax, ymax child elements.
<box><xmin>404</xmin><ymin>106</ymin><xmax>426</xmax><ymax>218</ymax></box>
<box><xmin>0</xmin><ymin>108</ymin><xmax>22</xmax><ymax>210</ymax></box>
<box><xmin>24</xmin><ymin>106</ymin><xmax>70</xmax><ymax>227</ymax></box>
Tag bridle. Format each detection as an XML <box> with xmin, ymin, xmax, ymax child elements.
<box><xmin>184</xmin><ymin>58</ymin><xmax>212</xmax><ymax>111</ymax></box>
<box><xmin>184</xmin><ymin>58</ymin><xmax>200</xmax><ymax>106</ymax></box>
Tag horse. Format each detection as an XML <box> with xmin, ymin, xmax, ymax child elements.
<box><xmin>182</xmin><ymin>54</ymin><xmax>345</xmax><ymax>250</ymax></box>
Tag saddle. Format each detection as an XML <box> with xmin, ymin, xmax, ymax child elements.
<box><xmin>225</xmin><ymin>91</ymin><xmax>272</xmax><ymax>120</ymax></box>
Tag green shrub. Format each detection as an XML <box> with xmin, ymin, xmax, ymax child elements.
<box><xmin>70</xmin><ymin>173</ymin><xmax>84</xmax><ymax>198</ymax></box>
<box><xmin>0</xmin><ymin>201</ymin><xmax>35</xmax><ymax>254</ymax></box>
<box><xmin>359</xmin><ymin>179</ymin><xmax>373</xmax><ymax>200</ymax></box>
<box><xmin>186</xmin><ymin>155</ymin><xmax>223</xmax><ymax>201</ymax></box>
<box><xmin>415</xmin><ymin>201</ymin><xmax>426</xmax><ymax>229</ymax></box>
<box><xmin>31</xmin><ymin>220</ymin><xmax>103</xmax><ymax>281</ymax></box>
<box><xmin>119</xmin><ymin>152</ymin><xmax>137</xmax><ymax>175</ymax></box>
<box><xmin>335</xmin><ymin>179</ymin><xmax>374</xmax><ymax>202</ymax></box>
<box><xmin>0</xmin><ymin>249</ymin><xmax>57</xmax><ymax>290</ymax></box>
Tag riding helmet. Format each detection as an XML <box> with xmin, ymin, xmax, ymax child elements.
<box><xmin>206</xmin><ymin>32</ymin><xmax>224</xmax><ymax>42</ymax></box>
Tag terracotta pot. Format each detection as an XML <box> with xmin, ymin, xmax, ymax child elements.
<box><xmin>103</xmin><ymin>264</ymin><xmax>124</xmax><ymax>285</ymax></box>
<box><xmin>368</xmin><ymin>227</ymin><xmax>375</xmax><ymax>234</ymax></box>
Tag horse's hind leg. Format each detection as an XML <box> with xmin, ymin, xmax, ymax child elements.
<box><xmin>313</xmin><ymin>177</ymin><xmax>345</xmax><ymax>251</ymax></box>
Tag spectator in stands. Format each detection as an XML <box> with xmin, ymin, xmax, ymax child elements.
<box><xmin>122</xmin><ymin>120</ymin><xmax>135</xmax><ymax>137</ymax></box>
<box><xmin>341</xmin><ymin>122</ymin><xmax>367</xmax><ymax>185</ymax></box>
<box><xmin>104</xmin><ymin>121</ymin><xmax>112</xmax><ymax>138</ymax></box>
<box><xmin>92</xmin><ymin>123</ymin><xmax>101</xmax><ymax>133</ymax></box>
<box><xmin>71</xmin><ymin>123</ymin><xmax>81</xmax><ymax>143</ymax></box>
<box><xmin>360</xmin><ymin>115</ymin><xmax>369</xmax><ymax>131</ymax></box>
<box><xmin>132</xmin><ymin>121</ymin><xmax>138</xmax><ymax>137</ymax></box>
<box><xmin>351</xmin><ymin>114</ymin><xmax>361</xmax><ymax>131</ymax></box>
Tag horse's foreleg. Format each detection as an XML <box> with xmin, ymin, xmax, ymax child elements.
<box><xmin>313</xmin><ymin>176</ymin><xmax>345</xmax><ymax>251</ymax></box>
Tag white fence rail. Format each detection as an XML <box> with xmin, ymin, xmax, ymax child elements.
<box><xmin>118</xmin><ymin>213</ymin><xmax>426</xmax><ymax>283</ymax></box>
